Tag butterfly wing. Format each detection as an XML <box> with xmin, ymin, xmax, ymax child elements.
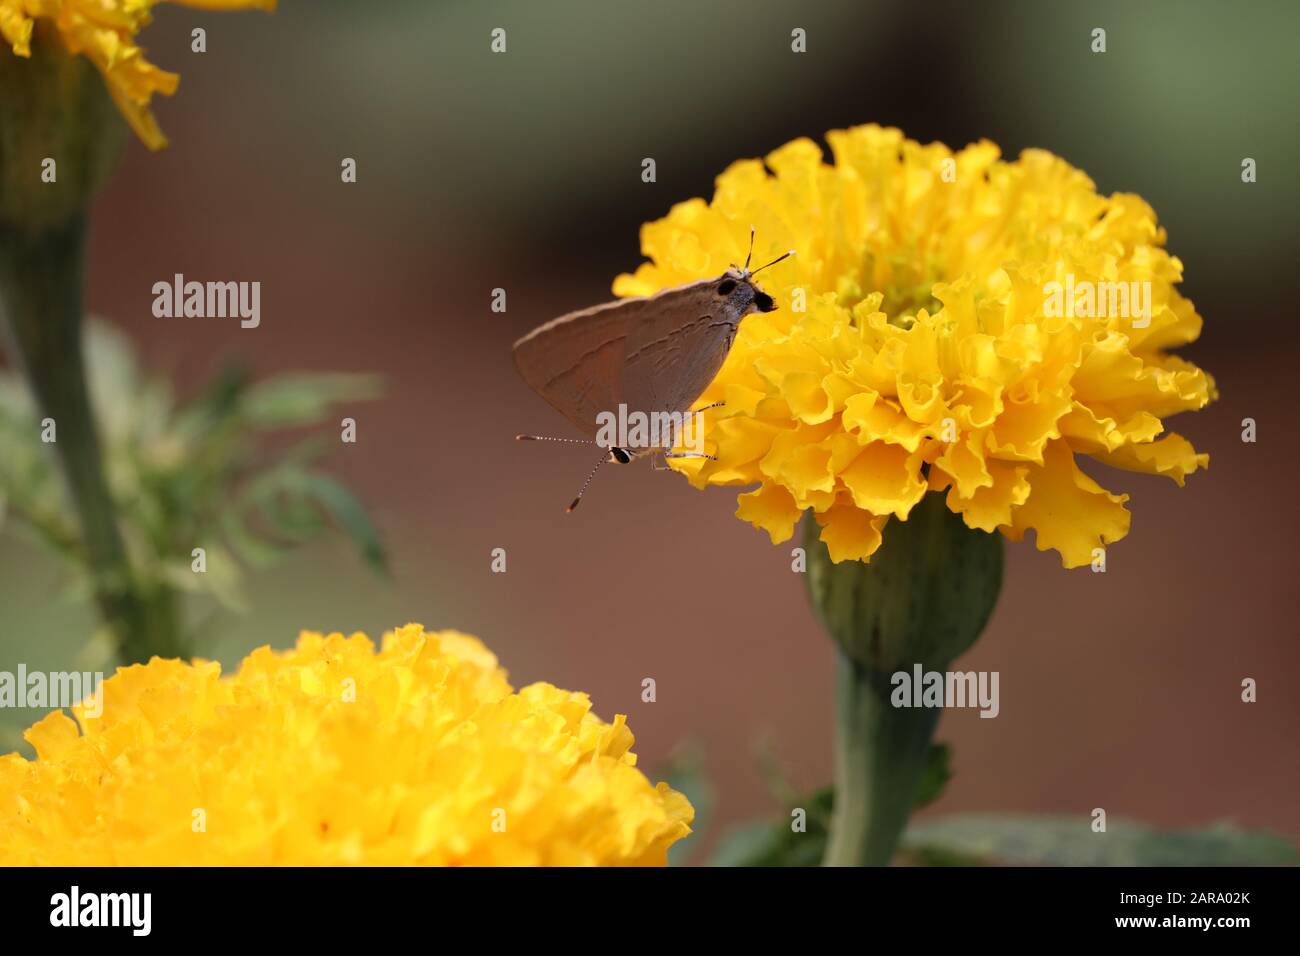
<box><xmin>513</xmin><ymin>279</ymin><xmax>735</xmax><ymax>438</ymax></box>
<box><xmin>619</xmin><ymin>287</ymin><xmax>739</xmax><ymax>419</ymax></box>
<box><xmin>513</xmin><ymin>294</ymin><xmax>649</xmax><ymax>438</ymax></box>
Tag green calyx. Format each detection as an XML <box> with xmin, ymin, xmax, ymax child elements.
<box><xmin>0</xmin><ymin>22</ymin><xmax>126</xmax><ymax>233</ymax></box>
<box><xmin>804</xmin><ymin>490</ymin><xmax>1004</xmax><ymax>675</ymax></box>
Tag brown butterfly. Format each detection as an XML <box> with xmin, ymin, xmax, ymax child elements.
<box><xmin>514</xmin><ymin>229</ymin><xmax>792</xmax><ymax>510</ymax></box>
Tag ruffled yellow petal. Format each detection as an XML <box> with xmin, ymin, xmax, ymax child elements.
<box><xmin>1094</xmin><ymin>432</ymin><xmax>1208</xmax><ymax>486</ymax></box>
<box><xmin>839</xmin><ymin>441</ymin><xmax>927</xmax><ymax>519</ymax></box>
<box><xmin>735</xmin><ymin>482</ymin><xmax>801</xmax><ymax>544</ymax></box>
<box><xmin>1004</xmin><ymin>440</ymin><xmax>1131</xmax><ymax>567</ymax></box>
<box><xmin>814</xmin><ymin>498</ymin><xmax>889</xmax><ymax>563</ymax></box>
<box><xmin>0</xmin><ymin>4</ymin><xmax>33</xmax><ymax>55</ymax></box>
<box><xmin>935</xmin><ymin>458</ymin><xmax>1032</xmax><ymax>533</ymax></box>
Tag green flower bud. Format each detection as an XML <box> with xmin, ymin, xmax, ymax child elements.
<box><xmin>805</xmin><ymin>490</ymin><xmax>1003</xmax><ymax>675</ymax></box>
<box><xmin>0</xmin><ymin>22</ymin><xmax>126</xmax><ymax>233</ymax></box>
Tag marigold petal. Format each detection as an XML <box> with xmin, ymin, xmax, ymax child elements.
<box><xmin>735</xmin><ymin>482</ymin><xmax>801</xmax><ymax>544</ymax></box>
<box><xmin>940</xmin><ymin>459</ymin><xmax>1032</xmax><ymax>532</ymax></box>
<box><xmin>814</xmin><ymin>499</ymin><xmax>889</xmax><ymax>563</ymax></box>
<box><xmin>839</xmin><ymin>441</ymin><xmax>927</xmax><ymax>519</ymax></box>
<box><xmin>1006</xmin><ymin>441</ymin><xmax>1131</xmax><ymax>567</ymax></box>
<box><xmin>1092</xmin><ymin>432</ymin><xmax>1208</xmax><ymax>486</ymax></box>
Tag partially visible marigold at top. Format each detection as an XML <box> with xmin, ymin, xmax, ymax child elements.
<box><xmin>0</xmin><ymin>625</ymin><xmax>693</xmax><ymax>865</ymax></box>
<box><xmin>615</xmin><ymin>124</ymin><xmax>1217</xmax><ymax>568</ymax></box>
<box><xmin>0</xmin><ymin>0</ymin><xmax>274</xmax><ymax>150</ymax></box>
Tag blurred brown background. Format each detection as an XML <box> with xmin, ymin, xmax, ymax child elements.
<box><xmin>2</xmin><ymin>0</ymin><xmax>1297</xmax><ymax>853</ymax></box>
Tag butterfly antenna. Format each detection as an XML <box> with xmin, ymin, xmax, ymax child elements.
<box><xmin>751</xmin><ymin>249</ymin><xmax>795</xmax><ymax>275</ymax></box>
<box><xmin>516</xmin><ymin>434</ymin><xmax>598</xmax><ymax>445</ymax></box>
<box><xmin>566</xmin><ymin>454</ymin><xmax>608</xmax><ymax>512</ymax></box>
<box><xmin>744</xmin><ymin>225</ymin><xmax>756</xmax><ymax>271</ymax></box>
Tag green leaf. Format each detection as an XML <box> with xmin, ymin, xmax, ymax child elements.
<box><xmin>239</xmin><ymin>373</ymin><xmax>382</xmax><ymax>429</ymax></box>
<box><xmin>157</xmin><ymin>545</ymin><xmax>248</xmax><ymax>613</ymax></box>
<box><xmin>171</xmin><ymin>365</ymin><xmax>251</xmax><ymax>440</ymax></box>
<box><xmin>712</xmin><ymin>787</ymin><xmax>833</xmax><ymax>867</ymax></box>
<box><xmin>293</xmin><ymin>471</ymin><xmax>388</xmax><ymax>574</ymax></box>
<box><xmin>0</xmin><ymin>389</ymin><xmax>79</xmax><ymax>559</ymax></box>
<box><xmin>82</xmin><ymin>322</ymin><xmax>173</xmax><ymax>448</ymax></box>
<box><xmin>901</xmin><ymin>815</ymin><xmax>1300</xmax><ymax>867</ymax></box>
<box><xmin>221</xmin><ymin>506</ymin><xmax>292</xmax><ymax>568</ymax></box>
<box><xmin>710</xmin><ymin>822</ymin><xmax>788</xmax><ymax>868</ymax></box>
<box><xmin>912</xmin><ymin>742</ymin><xmax>951</xmax><ymax>810</ymax></box>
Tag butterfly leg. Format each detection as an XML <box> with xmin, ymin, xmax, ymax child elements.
<box><xmin>663</xmin><ymin>451</ymin><xmax>718</xmax><ymax>461</ymax></box>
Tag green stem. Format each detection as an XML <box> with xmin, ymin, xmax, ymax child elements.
<box><xmin>0</xmin><ymin>216</ymin><xmax>182</xmax><ymax>662</ymax></box>
<box><xmin>824</xmin><ymin>651</ymin><xmax>942</xmax><ymax>866</ymax></box>
<box><xmin>804</xmin><ymin>493</ymin><xmax>1004</xmax><ymax>866</ymax></box>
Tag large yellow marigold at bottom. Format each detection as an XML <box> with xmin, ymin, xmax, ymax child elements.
<box><xmin>0</xmin><ymin>625</ymin><xmax>693</xmax><ymax>865</ymax></box>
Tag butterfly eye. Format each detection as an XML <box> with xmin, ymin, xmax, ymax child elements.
<box><xmin>716</xmin><ymin>279</ymin><xmax>737</xmax><ymax>296</ymax></box>
<box><xmin>753</xmin><ymin>291</ymin><xmax>775</xmax><ymax>312</ymax></box>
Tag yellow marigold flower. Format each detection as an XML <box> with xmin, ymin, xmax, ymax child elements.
<box><xmin>1</xmin><ymin>0</ymin><xmax>274</xmax><ymax>150</ymax></box>
<box><xmin>615</xmin><ymin>124</ymin><xmax>1216</xmax><ymax>568</ymax></box>
<box><xmin>0</xmin><ymin>625</ymin><xmax>693</xmax><ymax>865</ymax></box>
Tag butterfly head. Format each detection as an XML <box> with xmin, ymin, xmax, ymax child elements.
<box><xmin>720</xmin><ymin>232</ymin><xmax>795</xmax><ymax>315</ymax></box>
<box><xmin>714</xmin><ymin>269</ymin><xmax>777</xmax><ymax>314</ymax></box>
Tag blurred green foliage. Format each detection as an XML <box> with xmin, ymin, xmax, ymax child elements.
<box><xmin>713</xmin><ymin>796</ymin><xmax>1300</xmax><ymax>867</ymax></box>
<box><xmin>708</xmin><ymin>744</ymin><xmax>952</xmax><ymax>866</ymax></box>
<box><xmin>670</xmin><ymin>742</ymin><xmax>1297</xmax><ymax>865</ymax></box>
<box><xmin>0</xmin><ymin>322</ymin><xmax>385</xmax><ymax>661</ymax></box>
<box><xmin>903</xmin><ymin>815</ymin><xmax>1300</xmax><ymax>867</ymax></box>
